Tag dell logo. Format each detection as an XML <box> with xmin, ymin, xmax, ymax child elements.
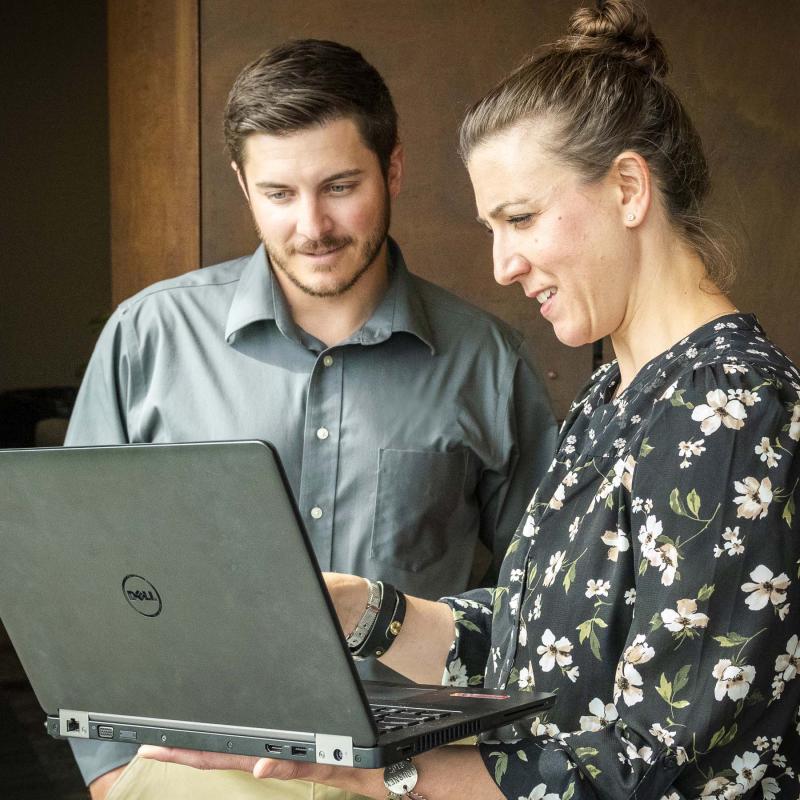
<box><xmin>122</xmin><ymin>575</ymin><xmax>162</xmax><ymax>617</ymax></box>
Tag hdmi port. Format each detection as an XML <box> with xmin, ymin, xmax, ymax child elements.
<box><xmin>291</xmin><ymin>746</ymin><xmax>307</xmax><ymax>756</ymax></box>
<box><xmin>265</xmin><ymin>744</ymin><xmax>283</xmax><ymax>754</ymax></box>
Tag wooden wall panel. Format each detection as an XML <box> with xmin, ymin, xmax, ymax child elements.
<box><xmin>108</xmin><ymin>0</ymin><xmax>199</xmax><ymax>305</ymax></box>
<box><xmin>197</xmin><ymin>1</ymin><xmax>799</xmax><ymax>419</ymax></box>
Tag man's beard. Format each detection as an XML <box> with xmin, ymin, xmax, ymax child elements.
<box><xmin>260</xmin><ymin>189</ymin><xmax>391</xmax><ymax>299</ymax></box>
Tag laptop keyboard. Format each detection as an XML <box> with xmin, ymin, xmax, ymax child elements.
<box><xmin>370</xmin><ymin>705</ymin><xmax>453</xmax><ymax>732</ymax></box>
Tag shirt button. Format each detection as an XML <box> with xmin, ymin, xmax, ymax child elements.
<box><xmin>322</xmin><ymin>355</ymin><xmax>334</xmax><ymax>367</ymax></box>
<box><xmin>316</xmin><ymin>427</ymin><xmax>329</xmax><ymax>441</ymax></box>
<box><xmin>310</xmin><ymin>507</ymin><xmax>323</xmax><ymax>520</ymax></box>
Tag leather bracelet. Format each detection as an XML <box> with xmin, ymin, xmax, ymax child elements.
<box><xmin>353</xmin><ymin>583</ymin><xmax>406</xmax><ymax>659</ymax></box>
<box><xmin>346</xmin><ymin>579</ymin><xmax>382</xmax><ymax>650</ymax></box>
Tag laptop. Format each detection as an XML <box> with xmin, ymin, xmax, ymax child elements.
<box><xmin>0</xmin><ymin>440</ymin><xmax>554</xmax><ymax>768</ymax></box>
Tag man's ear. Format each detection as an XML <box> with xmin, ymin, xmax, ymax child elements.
<box><xmin>232</xmin><ymin>161</ymin><xmax>250</xmax><ymax>202</ymax></box>
<box><xmin>386</xmin><ymin>143</ymin><xmax>404</xmax><ymax>200</ymax></box>
<box><xmin>611</xmin><ymin>150</ymin><xmax>652</xmax><ymax>228</ymax></box>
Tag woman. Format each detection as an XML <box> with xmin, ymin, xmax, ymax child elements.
<box><xmin>143</xmin><ymin>1</ymin><xmax>800</xmax><ymax>797</ymax></box>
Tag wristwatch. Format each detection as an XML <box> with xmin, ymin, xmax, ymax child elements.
<box><xmin>383</xmin><ymin>759</ymin><xmax>428</xmax><ymax>799</ymax></box>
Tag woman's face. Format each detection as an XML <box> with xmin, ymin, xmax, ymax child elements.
<box><xmin>467</xmin><ymin>123</ymin><xmax>636</xmax><ymax>348</ymax></box>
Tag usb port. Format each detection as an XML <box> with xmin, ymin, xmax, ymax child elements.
<box><xmin>290</xmin><ymin>746</ymin><xmax>307</xmax><ymax>756</ymax></box>
<box><xmin>265</xmin><ymin>744</ymin><xmax>283</xmax><ymax>754</ymax></box>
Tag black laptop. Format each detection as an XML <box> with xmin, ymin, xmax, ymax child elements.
<box><xmin>0</xmin><ymin>441</ymin><xmax>553</xmax><ymax>768</ymax></box>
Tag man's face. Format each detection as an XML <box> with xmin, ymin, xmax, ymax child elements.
<box><xmin>236</xmin><ymin>118</ymin><xmax>403</xmax><ymax>298</ymax></box>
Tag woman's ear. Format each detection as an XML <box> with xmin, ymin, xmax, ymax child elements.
<box><xmin>612</xmin><ymin>150</ymin><xmax>652</xmax><ymax>228</ymax></box>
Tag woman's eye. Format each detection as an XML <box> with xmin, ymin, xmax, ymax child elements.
<box><xmin>508</xmin><ymin>214</ymin><xmax>534</xmax><ymax>229</ymax></box>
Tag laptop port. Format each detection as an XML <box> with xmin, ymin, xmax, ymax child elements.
<box><xmin>265</xmin><ymin>744</ymin><xmax>283</xmax><ymax>754</ymax></box>
<box><xmin>290</xmin><ymin>746</ymin><xmax>307</xmax><ymax>756</ymax></box>
<box><xmin>66</xmin><ymin>718</ymin><xmax>80</xmax><ymax>733</ymax></box>
<box><xmin>98</xmin><ymin>726</ymin><xmax>114</xmax><ymax>739</ymax></box>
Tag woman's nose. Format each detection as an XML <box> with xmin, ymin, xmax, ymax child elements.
<box><xmin>493</xmin><ymin>237</ymin><xmax>530</xmax><ymax>287</ymax></box>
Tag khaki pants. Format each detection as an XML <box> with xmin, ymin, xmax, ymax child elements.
<box><xmin>106</xmin><ymin>756</ymin><xmax>371</xmax><ymax>800</ymax></box>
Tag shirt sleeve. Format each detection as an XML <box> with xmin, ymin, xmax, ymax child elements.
<box><xmin>477</xmin><ymin>341</ymin><xmax>557</xmax><ymax>584</ymax></box>
<box><xmin>439</xmin><ymin>588</ymin><xmax>496</xmax><ymax>687</ymax></box>
<box><xmin>65</xmin><ymin>309</ymin><xmax>141</xmax><ymax>782</ymax></box>
<box><xmin>477</xmin><ymin>362</ymin><xmax>800</xmax><ymax>799</ymax></box>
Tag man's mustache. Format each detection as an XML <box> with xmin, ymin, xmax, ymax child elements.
<box><xmin>291</xmin><ymin>236</ymin><xmax>352</xmax><ymax>256</ymax></box>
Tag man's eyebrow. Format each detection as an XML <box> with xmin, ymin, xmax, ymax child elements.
<box><xmin>253</xmin><ymin>168</ymin><xmax>364</xmax><ymax>190</ymax></box>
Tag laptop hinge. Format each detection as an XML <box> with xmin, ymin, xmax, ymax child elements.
<box><xmin>58</xmin><ymin>709</ymin><xmax>90</xmax><ymax>738</ymax></box>
<box><xmin>315</xmin><ymin>733</ymin><xmax>354</xmax><ymax>767</ymax></box>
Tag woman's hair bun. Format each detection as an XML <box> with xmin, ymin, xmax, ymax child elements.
<box><xmin>567</xmin><ymin>0</ymin><xmax>669</xmax><ymax>78</ymax></box>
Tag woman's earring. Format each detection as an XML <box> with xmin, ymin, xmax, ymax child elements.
<box><xmin>626</xmin><ymin>213</ymin><xmax>636</xmax><ymax>222</ymax></box>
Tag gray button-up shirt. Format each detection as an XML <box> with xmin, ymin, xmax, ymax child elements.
<box><xmin>66</xmin><ymin>239</ymin><xmax>556</xmax><ymax>782</ymax></box>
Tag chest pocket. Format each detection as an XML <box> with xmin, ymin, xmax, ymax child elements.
<box><xmin>370</xmin><ymin>448</ymin><xmax>468</xmax><ymax>573</ymax></box>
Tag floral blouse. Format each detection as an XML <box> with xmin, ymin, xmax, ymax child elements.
<box><xmin>442</xmin><ymin>315</ymin><xmax>800</xmax><ymax>800</ymax></box>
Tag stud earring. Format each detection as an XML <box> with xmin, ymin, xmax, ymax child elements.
<box><xmin>626</xmin><ymin>213</ymin><xmax>636</xmax><ymax>222</ymax></box>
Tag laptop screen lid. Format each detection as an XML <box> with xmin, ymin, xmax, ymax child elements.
<box><xmin>0</xmin><ymin>441</ymin><xmax>377</xmax><ymax>746</ymax></box>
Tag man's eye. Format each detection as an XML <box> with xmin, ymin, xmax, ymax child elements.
<box><xmin>328</xmin><ymin>183</ymin><xmax>352</xmax><ymax>194</ymax></box>
<box><xmin>266</xmin><ymin>191</ymin><xmax>288</xmax><ymax>201</ymax></box>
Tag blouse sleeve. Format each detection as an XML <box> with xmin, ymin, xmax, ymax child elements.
<box><xmin>478</xmin><ymin>362</ymin><xmax>800</xmax><ymax>799</ymax></box>
<box><xmin>438</xmin><ymin>588</ymin><xmax>495</xmax><ymax>687</ymax></box>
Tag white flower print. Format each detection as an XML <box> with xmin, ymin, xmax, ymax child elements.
<box><xmin>741</xmin><ymin>565</ymin><xmax>790</xmax><ymax>610</ymax></box>
<box><xmin>728</xmin><ymin>387</ymin><xmax>760</xmax><ymax>407</ymax></box>
<box><xmin>659</xmin><ymin>381</ymin><xmax>678</xmax><ymax>401</ymax></box>
<box><xmin>568</xmin><ymin>516</ymin><xmax>580</xmax><ymax>541</ymax></box>
<box><xmin>761</xmin><ymin>776</ymin><xmax>779</xmax><ymax>800</ymax></box>
<box><xmin>509</xmin><ymin>593</ymin><xmax>520</xmax><ymax>615</ymax></box>
<box><xmin>579</xmin><ymin>697</ymin><xmax>618</xmax><ymax>732</ymax></box>
<box><xmin>622</xmin><ymin>736</ymin><xmax>653</xmax><ymax>764</ymax></box>
<box><xmin>543</xmin><ymin>551</ymin><xmax>566</xmax><ymax>587</ymax></box>
<box><xmin>678</xmin><ymin>438</ymin><xmax>706</xmax><ymax>467</ymax></box>
<box><xmin>518</xmin><ymin>621</ymin><xmax>528</xmax><ymax>648</ymax></box>
<box><xmin>624</xmin><ymin>588</ymin><xmax>637</xmax><ymax>606</ymax></box>
<box><xmin>774</xmin><ymin>633</ymin><xmax>800</xmax><ymax>681</ymax></box>
<box><xmin>649</xmin><ymin>723</ymin><xmax>675</xmax><ymax>746</ymax></box>
<box><xmin>632</xmin><ymin>496</ymin><xmax>644</xmax><ymax>513</ymax></box>
<box><xmin>536</xmin><ymin>629</ymin><xmax>573</xmax><ymax>672</ymax></box>
<box><xmin>661</xmin><ymin>598</ymin><xmax>710</xmax><ymax>632</ymax></box>
<box><xmin>691</xmin><ymin>389</ymin><xmax>747</xmax><ymax>434</ymax></box>
<box><xmin>565</xmin><ymin>665</ymin><xmax>580</xmax><ymax>683</ymax></box>
<box><xmin>646</xmin><ymin>542</ymin><xmax>678</xmax><ymax>586</ymax></box>
<box><xmin>699</xmin><ymin>775</ymin><xmax>738</xmax><ymax>797</ymax></box>
<box><xmin>444</xmin><ymin>658</ymin><xmax>467</xmax><ymax>686</ymax></box>
<box><xmin>754</xmin><ymin>736</ymin><xmax>769</xmax><ymax>752</ymax></box>
<box><xmin>517</xmin><ymin>661</ymin><xmax>535</xmax><ymax>690</ymax></box>
<box><xmin>732</xmin><ymin>751</ymin><xmax>767</xmax><ymax>792</ymax></box>
<box><xmin>586</xmin><ymin>578</ymin><xmax>611</xmax><ymax>598</ymax></box>
<box><xmin>601</xmin><ymin>528</ymin><xmax>630</xmax><ymax>562</ymax></box>
<box><xmin>522</xmin><ymin>514</ymin><xmax>538</xmax><ymax>538</ymax></box>
<box><xmin>733</xmin><ymin>476</ymin><xmax>773</xmax><ymax>520</ymax></box>
<box><xmin>754</xmin><ymin>437</ymin><xmax>781</xmax><ymax>468</ymax></box>
<box><xmin>517</xmin><ymin>785</ymin><xmax>559</xmax><ymax>800</ymax></box>
<box><xmin>549</xmin><ymin>482</ymin><xmax>565</xmax><ymax>510</ymax></box>
<box><xmin>533</xmin><ymin>593</ymin><xmax>542</xmax><ymax>620</ymax></box>
<box><xmin>638</xmin><ymin>515</ymin><xmax>662</xmax><ymax>558</ymax></box>
<box><xmin>789</xmin><ymin>402</ymin><xmax>800</xmax><ymax>441</ymax></box>
<box><xmin>563</xmin><ymin>471</ymin><xmax>578</xmax><ymax>487</ymax></box>
<box><xmin>713</xmin><ymin>659</ymin><xmax>756</xmax><ymax>701</ymax></box>
<box><xmin>722</xmin><ymin>362</ymin><xmax>747</xmax><ymax>375</ymax></box>
<box><xmin>623</xmin><ymin>634</ymin><xmax>655</xmax><ymax>665</ymax></box>
<box><xmin>721</xmin><ymin>526</ymin><xmax>744</xmax><ymax>556</ymax></box>
<box><xmin>509</xmin><ymin>568</ymin><xmax>524</xmax><ymax>583</ymax></box>
<box><xmin>529</xmin><ymin>717</ymin><xmax>561</xmax><ymax>738</ymax></box>
<box><xmin>643</xmin><ymin>497</ymin><xmax>654</xmax><ymax>513</ymax></box>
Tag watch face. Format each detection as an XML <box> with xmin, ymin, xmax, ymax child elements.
<box><xmin>384</xmin><ymin>759</ymin><xmax>418</xmax><ymax>794</ymax></box>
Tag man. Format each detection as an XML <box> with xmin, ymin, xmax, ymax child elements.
<box><xmin>68</xmin><ymin>40</ymin><xmax>556</xmax><ymax>799</ymax></box>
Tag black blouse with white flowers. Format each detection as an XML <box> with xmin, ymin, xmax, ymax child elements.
<box><xmin>442</xmin><ymin>315</ymin><xmax>800</xmax><ymax>800</ymax></box>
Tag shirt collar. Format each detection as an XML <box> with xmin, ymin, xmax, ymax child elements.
<box><xmin>224</xmin><ymin>239</ymin><xmax>436</xmax><ymax>354</ymax></box>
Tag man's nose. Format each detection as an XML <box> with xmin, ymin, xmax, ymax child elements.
<box><xmin>296</xmin><ymin>197</ymin><xmax>333</xmax><ymax>241</ymax></box>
